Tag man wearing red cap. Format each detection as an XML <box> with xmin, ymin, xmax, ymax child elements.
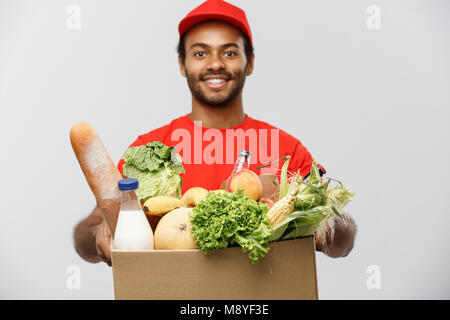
<box><xmin>74</xmin><ymin>0</ymin><xmax>357</xmax><ymax>266</ymax></box>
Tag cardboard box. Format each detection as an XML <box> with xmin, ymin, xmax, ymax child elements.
<box><xmin>111</xmin><ymin>236</ymin><xmax>318</xmax><ymax>300</ymax></box>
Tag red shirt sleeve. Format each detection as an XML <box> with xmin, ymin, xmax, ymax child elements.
<box><xmin>117</xmin><ymin>136</ymin><xmax>147</xmax><ymax>176</ymax></box>
<box><xmin>288</xmin><ymin>140</ymin><xmax>315</xmax><ymax>179</ymax></box>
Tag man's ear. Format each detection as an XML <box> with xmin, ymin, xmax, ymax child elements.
<box><xmin>246</xmin><ymin>53</ymin><xmax>255</xmax><ymax>76</ymax></box>
<box><xmin>178</xmin><ymin>55</ymin><xmax>187</xmax><ymax>78</ymax></box>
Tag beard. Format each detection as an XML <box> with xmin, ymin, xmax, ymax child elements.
<box><xmin>185</xmin><ymin>65</ymin><xmax>248</xmax><ymax>108</ymax></box>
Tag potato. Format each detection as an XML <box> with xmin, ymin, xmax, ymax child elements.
<box><xmin>181</xmin><ymin>187</ymin><xmax>209</xmax><ymax>207</ymax></box>
<box><xmin>143</xmin><ymin>196</ymin><xmax>185</xmax><ymax>215</ymax></box>
<box><xmin>259</xmin><ymin>174</ymin><xmax>280</xmax><ymax>202</ymax></box>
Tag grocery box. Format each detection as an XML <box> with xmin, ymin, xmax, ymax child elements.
<box><xmin>111</xmin><ymin>236</ymin><xmax>318</xmax><ymax>300</ymax></box>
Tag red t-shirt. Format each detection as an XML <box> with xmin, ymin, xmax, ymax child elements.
<box><xmin>117</xmin><ymin>114</ymin><xmax>316</xmax><ymax>194</ymax></box>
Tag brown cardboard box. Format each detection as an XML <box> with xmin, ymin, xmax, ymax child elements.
<box><xmin>111</xmin><ymin>236</ymin><xmax>318</xmax><ymax>300</ymax></box>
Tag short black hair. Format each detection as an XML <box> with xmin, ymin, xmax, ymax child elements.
<box><xmin>177</xmin><ymin>32</ymin><xmax>254</xmax><ymax>63</ymax></box>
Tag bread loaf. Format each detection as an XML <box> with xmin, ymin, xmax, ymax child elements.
<box><xmin>70</xmin><ymin>122</ymin><xmax>122</xmax><ymax>236</ymax></box>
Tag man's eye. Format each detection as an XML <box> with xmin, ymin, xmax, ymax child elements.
<box><xmin>194</xmin><ymin>52</ymin><xmax>206</xmax><ymax>57</ymax></box>
<box><xmin>225</xmin><ymin>51</ymin><xmax>237</xmax><ymax>57</ymax></box>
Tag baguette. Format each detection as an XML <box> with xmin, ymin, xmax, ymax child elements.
<box><xmin>70</xmin><ymin>122</ymin><xmax>123</xmax><ymax>237</ymax></box>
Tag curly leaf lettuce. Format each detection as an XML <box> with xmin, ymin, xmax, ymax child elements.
<box><xmin>234</xmin><ymin>222</ymin><xmax>273</xmax><ymax>263</ymax></box>
<box><xmin>190</xmin><ymin>190</ymin><xmax>271</xmax><ymax>264</ymax></box>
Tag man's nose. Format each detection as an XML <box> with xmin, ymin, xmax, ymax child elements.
<box><xmin>206</xmin><ymin>52</ymin><xmax>226</xmax><ymax>70</ymax></box>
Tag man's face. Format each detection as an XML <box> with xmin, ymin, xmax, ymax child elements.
<box><xmin>179</xmin><ymin>20</ymin><xmax>254</xmax><ymax>107</ymax></box>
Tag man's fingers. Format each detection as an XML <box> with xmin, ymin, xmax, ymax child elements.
<box><xmin>102</xmin><ymin>220</ymin><xmax>111</xmax><ymax>237</ymax></box>
<box><xmin>314</xmin><ymin>231</ymin><xmax>324</xmax><ymax>251</ymax></box>
<box><xmin>98</xmin><ymin>248</ymin><xmax>112</xmax><ymax>266</ymax></box>
<box><xmin>103</xmin><ymin>243</ymin><xmax>111</xmax><ymax>263</ymax></box>
<box><xmin>95</xmin><ymin>221</ymin><xmax>112</xmax><ymax>267</ymax></box>
<box><xmin>99</xmin><ymin>238</ymin><xmax>112</xmax><ymax>266</ymax></box>
<box><xmin>101</xmin><ymin>255</ymin><xmax>111</xmax><ymax>265</ymax></box>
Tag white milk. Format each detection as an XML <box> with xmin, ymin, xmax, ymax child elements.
<box><xmin>114</xmin><ymin>210</ymin><xmax>154</xmax><ymax>250</ymax></box>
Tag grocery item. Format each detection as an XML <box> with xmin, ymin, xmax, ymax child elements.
<box><xmin>70</xmin><ymin>122</ymin><xmax>122</xmax><ymax>235</ymax></box>
<box><xmin>279</xmin><ymin>156</ymin><xmax>291</xmax><ymax>200</ymax></box>
<box><xmin>225</xmin><ymin>150</ymin><xmax>263</xmax><ymax>201</ymax></box>
<box><xmin>258</xmin><ymin>174</ymin><xmax>280</xmax><ymax>202</ymax></box>
<box><xmin>268</xmin><ymin>161</ymin><xmax>355</xmax><ymax>246</ymax></box>
<box><xmin>154</xmin><ymin>207</ymin><xmax>196</xmax><ymax>250</ymax></box>
<box><xmin>190</xmin><ymin>190</ymin><xmax>271</xmax><ymax>264</ymax></box>
<box><xmin>226</xmin><ymin>169</ymin><xmax>263</xmax><ymax>201</ymax></box>
<box><xmin>267</xmin><ymin>186</ymin><xmax>300</xmax><ymax>226</ymax></box>
<box><xmin>259</xmin><ymin>198</ymin><xmax>275</xmax><ymax>208</ymax></box>
<box><xmin>181</xmin><ymin>187</ymin><xmax>209</xmax><ymax>207</ymax></box>
<box><xmin>121</xmin><ymin>141</ymin><xmax>184</xmax><ymax>202</ymax></box>
<box><xmin>231</xmin><ymin>150</ymin><xmax>251</xmax><ymax>174</ymax></box>
<box><xmin>142</xmin><ymin>196</ymin><xmax>185</xmax><ymax>215</ymax></box>
<box><xmin>114</xmin><ymin>178</ymin><xmax>154</xmax><ymax>250</ymax></box>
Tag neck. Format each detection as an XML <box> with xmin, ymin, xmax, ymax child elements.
<box><xmin>190</xmin><ymin>93</ymin><xmax>246</xmax><ymax>129</ymax></box>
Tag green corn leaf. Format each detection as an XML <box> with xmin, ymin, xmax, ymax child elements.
<box><xmin>331</xmin><ymin>206</ymin><xmax>343</xmax><ymax>218</ymax></box>
<box><xmin>279</xmin><ymin>156</ymin><xmax>291</xmax><ymax>200</ymax></box>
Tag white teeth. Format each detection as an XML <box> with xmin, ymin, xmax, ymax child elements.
<box><xmin>205</xmin><ymin>78</ymin><xmax>226</xmax><ymax>84</ymax></box>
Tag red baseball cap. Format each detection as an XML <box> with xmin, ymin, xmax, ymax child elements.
<box><xmin>178</xmin><ymin>0</ymin><xmax>253</xmax><ymax>46</ymax></box>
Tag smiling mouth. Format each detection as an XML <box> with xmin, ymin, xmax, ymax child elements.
<box><xmin>202</xmin><ymin>78</ymin><xmax>230</xmax><ymax>90</ymax></box>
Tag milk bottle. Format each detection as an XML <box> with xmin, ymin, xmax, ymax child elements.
<box><xmin>114</xmin><ymin>178</ymin><xmax>154</xmax><ymax>250</ymax></box>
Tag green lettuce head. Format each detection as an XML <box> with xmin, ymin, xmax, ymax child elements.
<box><xmin>122</xmin><ymin>141</ymin><xmax>184</xmax><ymax>201</ymax></box>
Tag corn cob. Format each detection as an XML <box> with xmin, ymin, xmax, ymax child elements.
<box><xmin>267</xmin><ymin>187</ymin><xmax>300</xmax><ymax>226</ymax></box>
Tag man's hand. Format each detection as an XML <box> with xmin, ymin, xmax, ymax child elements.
<box><xmin>314</xmin><ymin>214</ymin><xmax>357</xmax><ymax>258</ymax></box>
<box><xmin>95</xmin><ymin>219</ymin><xmax>112</xmax><ymax>266</ymax></box>
<box><xmin>314</xmin><ymin>218</ymin><xmax>334</xmax><ymax>253</ymax></box>
<box><xmin>74</xmin><ymin>206</ymin><xmax>113</xmax><ymax>266</ymax></box>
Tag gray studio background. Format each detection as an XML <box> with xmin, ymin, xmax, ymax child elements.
<box><xmin>0</xmin><ymin>0</ymin><xmax>449</xmax><ymax>299</ymax></box>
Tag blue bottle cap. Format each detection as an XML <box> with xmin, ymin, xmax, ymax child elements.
<box><xmin>240</xmin><ymin>150</ymin><xmax>251</xmax><ymax>156</ymax></box>
<box><xmin>118</xmin><ymin>178</ymin><xmax>138</xmax><ymax>191</ymax></box>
